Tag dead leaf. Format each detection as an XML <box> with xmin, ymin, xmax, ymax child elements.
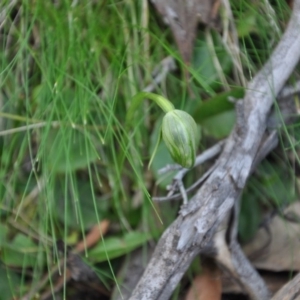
<box><xmin>151</xmin><ymin>0</ymin><xmax>220</xmax><ymax>65</ymax></box>
<box><xmin>222</xmin><ymin>271</ymin><xmax>295</xmax><ymax>296</ymax></box>
<box><xmin>243</xmin><ymin>202</ymin><xmax>300</xmax><ymax>271</ymax></box>
<box><xmin>39</xmin><ymin>222</ymin><xmax>110</xmax><ymax>300</ymax></box>
<box><xmin>185</xmin><ymin>259</ymin><xmax>221</xmax><ymax>300</ymax></box>
<box><xmin>75</xmin><ymin>219</ymin><xmax>110</xmax><ymax>253</ymax></box>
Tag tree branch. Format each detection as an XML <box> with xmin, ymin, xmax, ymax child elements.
<box><xmin>129</xmin><ymin>1</ymin><xmax>300</xmax><ymax>299</ymax></box>
<box><xmin>271</xmin><ymin>272</ymin><xmax>300</xmax><ymax>300</ymax></box>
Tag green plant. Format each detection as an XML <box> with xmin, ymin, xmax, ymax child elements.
<box><xmin>126</xmin><ymin>92</ymin><xmax>200</xmax><ymax>168</ymax></box>
<box><xmin>0</xmin><ymin>0</ymin><xmax>298</xmax><ymax>299</ymax></box>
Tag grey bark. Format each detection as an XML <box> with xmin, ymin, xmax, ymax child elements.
<box><xmin>271</xmin><ymin>272</ymin><xmax>300</xmax><ymax>300</ymax></box>
<box><xmin>129</xmin><ymin>1</ymin><xmax>300</xmax><ymax>299</ymax></box>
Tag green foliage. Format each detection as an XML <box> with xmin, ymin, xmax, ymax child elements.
<box><xmin>193</xmin><ymin>88</ymin><xmax>244</xmax><ymax>122</ymax></box>
<box><xmin>150</xmin><ymin>120</ymin><xmax>177</xmax><ymax>188</ymax></box>
<box><xmin>162</xmin><ymin>109</ymin><xmax>199</xmax><ymax>168</ymax></box>
<box><xmin>200</xmin><ymin>110</ymin><xmax>236</xmax><ymax>139</ymax></box>
<box><xmin>45</xmin><ymin>128</ymin><xmax>99</xmax><ymax>173</ymax></box>
<box><xmin>239</xmin><ymin>193</ymin><xmax>262</xmax><ymax>243</ymax></box>
<box><xmin>0</xmin><ymin>0</ymin><xmax>297</xmax><ymax>298</ymax></box>
<box><xmin>127</xmin><ymin>92</ymin><xmax>199</xmax><ymax>169</ymax></box>
<box><xmin>0</xmin><ymin>263</ymin><xmax>21</xmax><ymax>300</ymax></box>
<box><xmin>1</xmin><ymin>234</ymin><xmax>39</xmax><ymax>267</ymax></box>
<box><xmin>89</xmin><ymin>232</ymin><xmax>152</xmax><ymax>263</ymax></box>
<box><xmin>192</xmin><ymin>88</ymin><xmax>245</xmax><ymax>138</ymax></box>
<box><xmin>53</xmin><ymin>178</ymin><xmax>109</xmax><ymax>229</ymax></box>
<box><xmin>192</xmin><ymin>31</ymin><xmax>232</xmax><ymax>91</ymax></box>
<box><xmin>239</xmin><ymin>159</ymin><xmax>298</xmax><ymax>242</ymax></box>
<box><xmin>0</xmin><ymin>223</ymin><xmax>42</xmax><ymax>268</ymax></box>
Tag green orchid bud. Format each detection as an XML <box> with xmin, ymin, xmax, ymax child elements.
<box><xmin>126</xmin><ymin>92</ymin><xmax>200</xmax><ymax>169</ymax></box>
<box><xmin>162</xmin><ymin>109</ymin><xmax>198</xmax><ymax>168</ymax></box>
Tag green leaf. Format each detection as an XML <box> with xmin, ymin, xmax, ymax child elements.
<box><xmin>88</xmin><ymin>231</ymin><xmax>152</xmax><ymax>263</ymax></box>
<box><xmin>192</xmin><ymin>31</ymin><xmax>232</xmax><ymax>90</ymax></box>
<box><xmin>0</xmin><ymin>223</ymin><xmax>8</xmax><ymax>245</ymax></box>
<box><xmin>45</xmin><ymin>128</ymin><xmax>99</xmax><ymax>173</ymax></box>
<box><xmin>250</xmin><ymin>161</ymin><xmax>297</xmax><ymax>207</ymax></box>
<box><xmin>192</xmin><ymin>88</ymin><xmax>244</xmax><ymax>139</ymax></box>
<box><xmin>53</xmin><ymin>178</ymin><xmax>109</xmax><ymax>230</ymax></box>
<box><xmin>0</xmin><ymin>263</ymin><xmax>21</xmax><ymax>300</ymax></box>
<box><xmin>193</xmin><ymin>87</ymin><xmax>244</xmax><ymax>123</ymax></box>
<box><xmin>200</xmin><ymin>110</ymin><xmax>236</xmax><ymax>138</ymax></box>
<box><xmin>1</xmin><ymin>234</ymin><xmax>38</xmax><ymax>267</ymax></box>
<box><xmin>239</xmin><ymin>193</ymin><xmax>262</xmax><ymax>243</ymax></box>
<box><xmin>239</xmin><ymin>160</ymin><xmax>297</xmax><ymax>242</ymax></box>
<box><xmin>237</xmin><ymin>13</ymin><xmax>258</xmax><ymax>37</ymax></box>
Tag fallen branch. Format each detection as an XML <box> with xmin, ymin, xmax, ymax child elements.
<box><xmin>271</xmin><ymin>272</ymin><xmax>300</xmax><ymax>300</ymax></box>
<box><xmin>129</xmin><ymin>1</ymin><xmax>300</xmax><ymax>299</ymax></box>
